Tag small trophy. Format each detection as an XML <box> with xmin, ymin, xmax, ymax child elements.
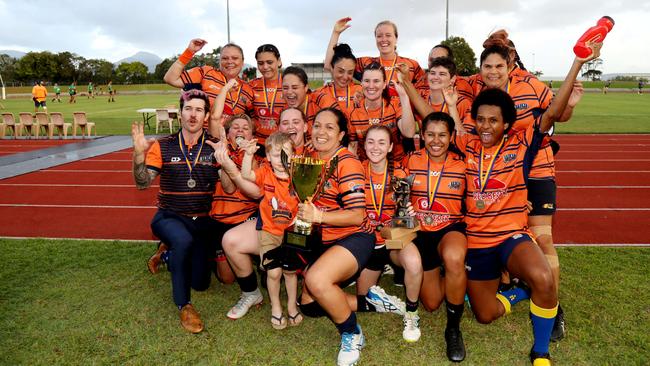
<box><xmin>381</xmin><ymin>174</ymin><xmax>419</xmax><ymax>250</ymax></box>
<box><xmin>282</xmin><ymin>153</ymin><xmax>337</xmax><ymax>252</ymax></box>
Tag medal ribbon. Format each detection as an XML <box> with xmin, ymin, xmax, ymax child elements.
<box><xmin>227</xmin><ymin>82</ymin><xmax>242</xmax><ymax>112</ymax></box>
<box><xmin>369</xmin><ymin>163</ymin><xmax>389</xmax><ymax>220</ymax></box>
<box><xmin>178</xmin><ymin>131</ymin><xmax>206</xmax><ymax>176</ymax></box>
<box><xmin>332</xmin><ymin>83</ymin><xmax>351</xmax><ymax>109</ymax></box>
<box><xmin>363</xmin><ymin>99</ymin><xmax>385</xmax><ymax>125</ymax></box>
<box><xmin>262</xmin><ymin>76</ymin><xmax>280</xmax><ymax>116</ymax></box>
<box><xmin>383</xmin><ymin>55</ymin><xmax>398</xmax><ymax>83</ymax></box>
<box><xmin>478</xmin><ymin>137</ymin><xmax>506</xmax><ymax>192</ymax></box>
<box><xmin>428</xmin><ymin>94</ymin><xmax>448</xmax><ymax>114</ymax></box>
<box><xmin>427</xmin><ymin>155</ymin><xmax>447</xmax><ymax>211</ymax></box>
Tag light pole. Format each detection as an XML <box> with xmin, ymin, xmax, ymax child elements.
<box><xmin>532</xmin><ymin>52</ymin><xmax>536</xmax><ymax>72</ymax></box>
<box><xmin>445</xmin><ymin>0</ymin><xmax>449</xmax><ymax>40</ymax></box>
<box><xmin>0</xmin><ymin>73</ymin><xmax>5</xmax><ymax>100</ymax></box>
<box><xmin>226</xmin><ymin>0</ymin><xmax>231</xmax><ymax>43</ymax></box>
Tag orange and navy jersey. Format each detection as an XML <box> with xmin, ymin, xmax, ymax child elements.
<box><xmin>249</xmin><ymin>76</ymin><xmax>286</xmax><ymax>144</ymax></box>
<box><xmin>145</xmin><ymin>131</ymin><xmax>219</xmax><ymax>216</ymax></box>
<box><xmin>416</xmin><ymin>89</ymin><xmax>473</xmax><ymax>131</ymax></box>
<box><xmin>180</xmin><ymin>66</ymin><xmax>254</xmax><ymax>118</ymax></box>
<box><xmin>356</xmin><ymin>55</ymin><xmax>425</xmax><ymax>87</ymax></box>
<box><xmin>210</xmin><ymin>147</ymin><xmax>262</xmax><ymax>224</ymax></box>
<box><xmin>310</xmin><ymin>148</ymin><xmax>373</xmax><ymax>245</ymax></box>
<box><xmin>509</xmin><ymin>65</ymin><xmax>535</xmax><ymax>79</ymax></box>
<box><xmin>302</xmin><ymin>90</ymin><xmax>340</xmax><ymax>137</ymax></box>
<box><xmin>454</xmin><ymin>117</ymin><xmax>545</xmax><ymax>249</ymax></box>
<box><xmin>254</xmin><ymin>164</ymin><xmax>299</xmax><ymax>236</ymax></box>
<box><xmin>348</xmin><ymin>98</ymin><xmax>405</xmax><ymax>162</ymax></box>
<box><xmin>363</xmin><ymin>161</ymin><xmax>406</xmax><ymax>246</ymax></box>
<box><xmin>466</xmin><ymin>74</ymin><xmax>555</xmax><ymax>178</ymax></box>
<box><xmin>32</xmin><ymin>85</ymin><xmax>47</xmax><ymax>101</ymax></box>
<box><xmin>404</xmin><ymin>150</ymin><xmax>466</xmax><ymax>232</ymax></box>
<box><xmin>315</xmin><ymin>82</ymin><xmax>363</xmax><ymax>117</ymax></box>
<box><xmin>415</xmin><ymin>74</ymin><xmax>474</xmax><ymax>101</ymax></box>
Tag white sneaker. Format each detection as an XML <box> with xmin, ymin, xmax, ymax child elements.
<box><xmin>403</xmin><ymin>311</ymin><xmax>421</xmax><ymax>342</ymax></box>
<box><xmin>337</xmin><ymin>325</ymin><xmax>365</xmax><ymax>366</ymax></box>
<box><xmin>226</xmin><ymin>289</ymin><xmax>263</xmax><ymax>319</ymax></box>
<box><xmin>365</xmin><ymin>285</ymin><xmax>406</xmax><ymax>316</ymax></box>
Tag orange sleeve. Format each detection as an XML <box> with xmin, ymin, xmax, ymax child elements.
<box><xmin>145</xmin><ymin>140</ymin><xmax>162</xmax><ymax>171</ymax></box>
<box><xmin>180</xmin><ymin>65</ymin><xmax>209</xmax><ymax>85</ymax></box>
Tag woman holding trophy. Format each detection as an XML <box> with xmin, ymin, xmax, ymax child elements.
<box><xmin>296</xmin><ymin>108</ymin><xmax>375</xmax><ymax>366</ymax></box>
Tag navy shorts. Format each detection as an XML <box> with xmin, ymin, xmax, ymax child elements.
<box><xmin>34</xmin><ymin>100</ymin><xmax>46</xmax><ymax>108</ymax></box>
<box><xmin>466</xmin><ymin>233</ymin><xmax>532</xmax><ymax>281</ymax></box>
<box><xmin>414</xmin><ymin>221</ymin><xmax>466</xmax><ymax>271</ymax></box>
<box><xmin>528</xmin><ymin>179</ymin><xmax>557</xmax><ymax>216</ymax></box>
<box><xmin>312</xmin><ymin>232</ymin><xmax>375</xmax><ymax>288</ymax></box>
<box><xmin>365</xmin><ymin>245</ymin><xmax>391</xmax><ymax>271</ymax></box>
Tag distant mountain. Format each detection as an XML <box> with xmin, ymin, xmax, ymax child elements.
<box><xmin>0</xmin><ymin>50</ymin><xmax>26</xmax><ymax>59</ymax></box>
<box><xmin>115</xmin><ymin>51</ymin><xmax>162</xmax><ymax>72</ymax></box>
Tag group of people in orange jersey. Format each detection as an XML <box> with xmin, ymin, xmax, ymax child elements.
<box><xmin>133</xmin><ymin>16</ymin><xmax>603</xmax><ymax>366</ymax></box>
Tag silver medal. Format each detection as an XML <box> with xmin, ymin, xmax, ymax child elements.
<box><xmin>187</xmin><ymin>178</ymin><xmax>196</xmax><ymax>188</ymax></box>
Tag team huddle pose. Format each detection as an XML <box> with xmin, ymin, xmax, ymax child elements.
<box><xmin>132</xmin><ymin>15</ymin><xmax>603</xmax><ymax>366</ymax></box>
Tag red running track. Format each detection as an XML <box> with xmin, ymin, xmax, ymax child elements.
<box><xmin>0</xmin><ymin>139</ymin><xmax>80</xmax><ymax>156</ymax></box>
<box><xmin>0</xmin><ymin>135</ymin><xmax>648</xmax><ymax>245</ymax></box>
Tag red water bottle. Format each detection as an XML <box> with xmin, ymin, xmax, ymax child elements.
<box><xmin>573</xmin><ymin>16</ymin><xmax>614</xmax><ymax>58</ymax></box>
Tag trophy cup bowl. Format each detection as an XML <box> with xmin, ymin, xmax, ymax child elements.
<box><xmin>291</xmin><ymin>157</ymin><xmax>326</xmax><ymax>235</ymax></box>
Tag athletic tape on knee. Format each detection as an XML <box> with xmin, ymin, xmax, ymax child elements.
<box><xmin>530</xmin><ymin>225</ymin><xmax>553</xmax><ymax>238</ymax></box>
<box><xmin>545</xmin><ymin>254</ymin><xmax>560</xmax><ymax>270</ymax></box>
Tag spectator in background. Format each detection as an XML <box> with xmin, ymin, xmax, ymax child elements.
<box><xmin>52</xmin><ymin>83</ymin><xmax>62</xmax><ymax>102</ymax></box>
<box><xmin>107</xmin><ymin>81</ymin><xmax>115</xmax><ymax>102</ymax></box>
<box><xmin>87</xmin><ymin>82</ymin><xmax>95</xmax><ymax>99</ymax></box>
<box><xmin>639</xmin><ymin>80</ymin><xmax>644</xmax><ymax>95</ymax></box>
<box><xmin>32</xmin><ymin>80</ymin><xmax>48</xmax><ymax>113</ymax></box>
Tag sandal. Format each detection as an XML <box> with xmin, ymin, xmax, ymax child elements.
<box><xmin>288</xmin><ymin>312</ymin><xmax>303</xmax><ymax>327</ymax></box>
<box><xmin>271</xmin><ymin>314</ymin><xmax>287</xmax><ymax>330</ymax></box>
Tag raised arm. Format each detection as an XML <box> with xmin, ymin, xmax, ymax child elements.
<box><xmin>396</xmin><ymin>63</ymin><xmax>434</xmax><ymax>118</ymax></box>
<box><xmin>556</xmin><ymin>81</ymin><xmax>584</xmax><ymax>122</ymax></box>
<box><xmin>209</xmin><ymin>78</ymin><xmax>237</xmax><ymax>138</ymax></box>
<box><xmin>394</xmin><ymin>82</ymin><xmax>416</xmax><ymax>138</ymax></box>
<box><xmin>207</xmin><ymin>140</ymin><xmax>262</xmax><ymax>199</ymax></box>
<box><xmin>323</xmin><ymin>17</ymin><xmax>352</xmax><ymax>72</ymax></box>
<box><xmin>239</xmin><ymin>139</ymin><xmax>260</xmax><ymax>182</ymax></box>
<box><xmin>441</xmin><ymin>83</ymin><xmax>466</xmax><ymax>134</ymax></box>
<box><xmin>540</xmin><ymin>42</ymin><xmax>602</xmax><ymax>133</ymax></box>
<box><xmin>131</xmin><ymin>122</ymin><xmax>159</xmax><ymax>190</ymax></box>
<box><xmin>164</xmin><ymin>38</ymin><xmax>208</xmax><ymax>88</ymax></box>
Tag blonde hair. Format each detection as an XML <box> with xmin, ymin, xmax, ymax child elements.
<box><xmin>264</xmin><ymin>131</ymin><xmax>295</xmax><ymax>154</ymax></box>
<box><xmin>225</xmin><ymin>113</ymin><xmax>255</xmax><ymax>133</ymax></box>
<box><xmin>375</xmin><ymin>20</ymin><xmax>398</xmax><ymax>38</ymax></box>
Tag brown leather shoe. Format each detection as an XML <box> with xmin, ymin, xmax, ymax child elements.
<box><xmin>147</xmin><ymin>243</ymin><xmax>168</xmax><ymax>274</ymax></box>
<box><xmin>180</xmin><ymin>304</ymin><xmax>204</xmax><ymax>333</ymax></box>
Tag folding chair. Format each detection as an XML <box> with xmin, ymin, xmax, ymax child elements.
<box><xmin>49</xmin><ymin>112</ymin><xmax>72</xmax><ymax>139</ymax></box>
<box><xmin>1</xmin><ymin>113</ymin><xmax>21</xmax><ymax>138</ymax></box>
<box><xmin>34</xmin><ymin>112</ymin><xmax>54</xmax><ymax>138</ymax></box>
<box><xmin>165</xmin><ymin>105</ymin><xmax>180</xmax><ymax>129</ymax></box>
<box><xmin>72</xmin><ymin>112</ymin><xmax>96</xmax><ymax>138</ymax></box>
<box><xmin>155</xmin><ymin>109</ymin><xmax>173</xmax><ymax>133</ymax></box>
<box><xmin>19</xmin><ymin>112</ymin><xmax>35</xmax><ymax>138</ymax></box>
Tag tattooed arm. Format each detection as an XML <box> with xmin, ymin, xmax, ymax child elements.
<box><xmin>131</xmin><ymin>122</ymin><xmax>159</xmax><ymax>189</ymax></box>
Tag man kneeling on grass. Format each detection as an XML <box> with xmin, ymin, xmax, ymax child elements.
<box><xmin>131</xmin><ymin>89</ymin><xmax>220</xmax><ymax>333</ymax></box>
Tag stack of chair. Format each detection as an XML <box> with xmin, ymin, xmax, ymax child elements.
<box><xmin>72</xmin><ymin>112</ymin><xmax>96</xmax><ymax>138</ymax></box>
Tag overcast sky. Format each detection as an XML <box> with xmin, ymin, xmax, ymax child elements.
<box><xmin>1</xmin><ymin>0</ymin><xmax>648</xmax><ymax>77</ymax></box>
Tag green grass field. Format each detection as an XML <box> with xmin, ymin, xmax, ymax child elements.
<box><xmin>0</xmin><ymin>239</ymin><xmax>647</xmax><ymax>365</ymax></box>
<box><xmin>1</xmin><ymin>92</ymin><xmax>649</xmax><ymax>135</ymax></box>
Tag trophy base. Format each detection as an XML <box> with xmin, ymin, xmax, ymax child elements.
<box><xmin>380</xmin><ymin>223</ymin><xmax>419</xmax><ymax>250</ymax></box>
<box><xmin>283</xmin><ymin>225</ymin><xmax>320</xmax><ymax>252</ymax></box>
<box><xmin>392</xmin><ymin>216</ymin><xmax>417</xmax><ymax>229</ymax></box>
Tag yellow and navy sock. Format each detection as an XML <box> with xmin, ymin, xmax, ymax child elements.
<box><xmin>500</xmin><ymin>286</ymin><xmax>530</xmax><ymax>306</ymax></box>
<box><xmin>530</xmin><ymin>300</ymin><xmax>558</xmax><ymax>355</ymax></box>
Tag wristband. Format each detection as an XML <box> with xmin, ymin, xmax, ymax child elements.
<box><xmin>178</xmin><ymin>48</ymin><xmax>195</xmax><ymax>65</ymax></box>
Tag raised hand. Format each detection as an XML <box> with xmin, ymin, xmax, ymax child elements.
<box><xmin>576</xmin><ymin>41</ymin><xmax>603</xmax><ymax>63</ymax></box>
<box><xmin>187</xmin><ymin>38</ymin><xmax>208</xmax><ymax>53</ymax></box>
<box><xmin>239</xmin><ymin>138</ymin><xmax>260</xmax><ymax>155</ymax></box>
<box><xmin>224</xmin><ymin>78</ymin><xmax>239</xmax><ymax>92</ymax></box>
<box><xmin>131</xmin><ymin>122</ymin><xmax>155</xmax><ymax>155</ymax></box>
<box><xmin>568</xmin><ymin>81</ymin><xmax>584</xmax><ymax>107</ymax></box>
<box><xmin>442</xmin><ymin>84</ymin><xmax>459</xmax><ymax>107</ymax></box>
<box><xmin>395</xmin><ymin>63</ymin><xmax>410</xmax><ymax>84</ymax></box>
<box><xmin>333</xmin><ymin>17</ymin><xmax>352</xmax><ymax>34</ymax></box>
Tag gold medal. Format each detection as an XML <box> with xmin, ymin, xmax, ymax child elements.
<box><xmin>476</xmin><ymin>200</ymin><xmax>485</xmax><ymax>209</ymax></box>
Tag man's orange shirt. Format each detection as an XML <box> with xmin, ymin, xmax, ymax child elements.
<box><xmin>32</xmin><ymin>85</ymin><xmax>47</xmax><ymax>101</ymax></box>
<box><xmin>254</xmin><ymin>164</ymin><xmax>299</xmax><ymax>236</ymax></box>
<box><xmin>404</xmin><ymin>150</ymin><xmax>465</xmax><ymax>232</ymax></box>
<box><xmin>348</xmin><ymin>98</ymin><xmax>404</xmax><ymax>162</ymax></box>
<box><xmin>455</xmin><ymin>117</ymin><xmax>545</xmax><ymax>249</ymax></box>
<box><xmin>310</xmin><ymin>147</ymin><xmax>373</xmax><ymax>245</ymax></box>
<box><xmin>249</xmin><ymin>76</ymin><xmax>286</xmax><ymax>144</ymax></box>
<box><xmin>363</xmin><ymin>161</ymin><xmax>406</xmax><ymax>246</ymax></box>
<box><xmin>180</xmin><ymin>66</ymin><xmax>254</xmax><ymax>118</ymax></box>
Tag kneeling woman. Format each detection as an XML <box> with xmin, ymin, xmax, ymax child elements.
<box><xmin>403</xmin><ymin>111</ymin><xmax>468</xmax><ymax>361</ymax></box>
<box><xmin>297</xmin><ymin>108</ymin><xmax>375</xmax><ymax>366</ymax></box>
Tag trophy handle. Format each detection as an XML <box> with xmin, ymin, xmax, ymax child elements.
<box><xmin>313</xmin><ymin>156</ymin><xmax>338</xmax><ymax>202</ymax></box>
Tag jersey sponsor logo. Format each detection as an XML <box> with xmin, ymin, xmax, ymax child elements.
<box><xmin>369</xmin><ymin>118</ymin><xmax>381</xmax><ymax>125</ymax></box>
<box><xmin>513</xmin><ymin>233</ymin><xmax>523</xmax><ymax>239</ymax></box>
<box><xmin>542</xmin><ymin>203</ymin><xmax>555</xmax><ymax>209</ymax></box>
<box><xmin>472</xmin><ymin>189</ymin><xmax>508</xmax><ymax>206</ymax></box>
<box><xmin>514</xmin><ymin>103</ymin><xmax>528</xmax><ymax>110</ymax></box>
<box><xmin>448</xmin><ymin>181</ymin><xmax>461</xmax><ymax>190</ymax></box>
<box><xmin>372</xmin><ymin>183</ymin><xmax>384</xmax><ymax>190</ymax></box>
<box><xmin>414</xmin><ymin>199</ymin><xmax>450</xmax><ymax>227</ymax></box>
<box><xmin>349</xmin><ymin>182</ymin><xmax>363</xmax><ymax>191</ymax></box>
<box><xmin>503</xmin><ymin>153</ymin><xmax>517</xmax><ymax>163</ymax></box>
<box><xmin>170</xmin><ymin>157</ymin><xmax>181</xmax><ymax>162</ymax></box>
<box><xmin>367</xmin><ymin>211</ymin><xmax>391</xmax><ymax>227</ymax></box>
<box><xmin>473</xmin><ymin>177</ymin><xmax>506</xmax><ymax>190</ymax></box>
<box><xmin>270</xmin><ymin>197</ymin><xmax>293</xmax><ymax>221</ymax></box>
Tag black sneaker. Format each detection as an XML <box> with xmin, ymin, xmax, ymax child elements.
<box><xmin>529</xmin><ymin>348</ymin><xmax>551</xmax><ymax>365</ymax></box>
<box><xmin>550</xmin><ymin>304</ymin><xmax>565</xmax><ymax>342</ymax></box>
<box><xmin>444</xmin><ymin>327</ymin><xmax>466</xmax><ymax>362</ymax></box>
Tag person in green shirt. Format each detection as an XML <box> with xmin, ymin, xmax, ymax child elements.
<box><xmin>52</xmin><ymin>83</ymin><xmax>62</xmax><ymax>102</ymax></box>
<box><xmin>87</xmin><ymin>82</ymin><xmax>95</xmax><ymax>99</ymax></box>
<box><xmin>107</xmin><ymin>80</ymin><xmax>115</xmax><ymax>102</ymax></box>
<box><xmin>69</xmin><ymin>82</ymin><xmax>77</xmax><ymax>104</ymax></box>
